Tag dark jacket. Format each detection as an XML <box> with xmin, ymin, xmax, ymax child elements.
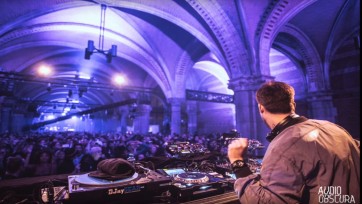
<box><xmin>79</xmin><ymin>154</ymin><xmax>104</xmax><ymax>172</ymax></box>
<box><xmin>234</xmin><ymin>119</ymin><xmax>360</xmax><ymax>204</ymax></box>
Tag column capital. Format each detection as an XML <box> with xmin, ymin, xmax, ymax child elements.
<box><xmin>168</xmin><ymin>97</ymin><xmax>184</xmax><ymax>106</ymax></box>
<box><xmin>228</xmin><ymin>75</ymin><xmax>274</xmax><ymax>91</ymax></box>
<box><xmin>137</xmin><ymin>104</ymin><xmax>152</xmax><ymax>113</ymax></box>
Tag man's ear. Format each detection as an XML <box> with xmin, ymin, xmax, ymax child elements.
<box><xmin>258</xmin><ymin>104</ymin><xmax>264</xmax><ymax>114</ymax></box>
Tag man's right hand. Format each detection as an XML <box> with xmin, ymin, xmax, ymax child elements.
<box><xmin>227</xmin><ymin>138</ymin><xmax>249</xmax><ymax>163</ymax></box>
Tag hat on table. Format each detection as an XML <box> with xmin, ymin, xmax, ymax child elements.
<box><xmin>89</xmin><ymin>158</ymin><xmax>135</xmax><ymax>181</ymax></box>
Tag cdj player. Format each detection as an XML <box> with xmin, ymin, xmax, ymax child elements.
<box><xmin>153</xmin><ymin>140</ymin><xmax>265</xmax><ymax>202</ymax></box>
<box><xmin>65</xmin><ymin>168</ymin><xmax>172</xmax><ymax>204</ymax></box>
<box><xmin>157</xmin><ymin>168</ymin><xmax>234</xmax><ymax>202</ymax></box>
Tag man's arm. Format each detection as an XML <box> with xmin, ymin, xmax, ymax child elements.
<box><xmin>228</xmin><ymin>139</ymin><xmax>305</xmax><ymax>204</ymax></box>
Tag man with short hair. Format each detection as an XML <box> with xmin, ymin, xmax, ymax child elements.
<box><xmin>79</xmin><ymin>146</ymin><xmax>104</xmax><ymax>172</ymax></box>
<box><xmin>228</xmin><ymin>81</ymin><xmax>360</xmax><ymax>203</ymax></box>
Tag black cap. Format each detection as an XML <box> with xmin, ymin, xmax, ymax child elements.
<box><xmin>88</xmin><ymin>158</ymin><xmax>135</xmax><ymax>181</ymax></box>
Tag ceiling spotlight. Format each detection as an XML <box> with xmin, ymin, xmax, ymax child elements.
<box><xmin>106</xmin><ymin>45</ymin><xmax>117</xmax><ymax>63</ymax></box>
<box><xmin>85</xmin><ymin>40</ymin><xmax>94</xmax><ymax>60</ymax></box>
<box><xmin>113</xmin><ymin>74</ymin><xmax>125</xmax><ymax>85</ymax></box>
<box><xmin>84</xmin><ymin>4</ymin><xmax>117</xmax><ymax>63</ymax></box>
<box><xmin>37</xmin><ymin>65</ymin><xmax>52</xmax><ymax>76</ymax></box>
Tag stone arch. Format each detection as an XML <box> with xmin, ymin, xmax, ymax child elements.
<box><xmin>185</xmin><ymin>0</ymin><xmax>251</xmax><ymax>77</ymax></box>
<box><xmin>323</xmin><ymin>0</ymin><xmax>360</xmax><ymax>89</ymax></box>
<box><xmin>257</xmin><ymin>0</ymin><xmax>317</xmax><ymax>76</ymax></box>
<box><xmin>174</xmin><ymin>39</ymin><xmax>208</xmax><ymax>98</ymax></box>
<box><xmin>278</xmin><ymin>24</ymin><xmax>325</xmax><ymax>92</ymax></box>
<box><xmin>326</xmin><ymin>28</ymin><xmax>360</xmax><ymax>89</ymax></box>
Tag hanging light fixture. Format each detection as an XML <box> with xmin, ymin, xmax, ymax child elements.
<box><xmin>85</xmin><ymin>4</ymin><xmax>117</xmax><ymax>63</ymax></box>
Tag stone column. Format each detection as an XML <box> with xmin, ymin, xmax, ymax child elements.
<box><xmin>169</xmin><ymin>98</ymin><xmax>183</xmax><ymax>135</ymax></box>
<box><xmin>307</xmin><ymin>91</ymin><xmax>336</xmax><ymax>122</ymax></box>
<box><xmin>133</xmin><ymin>104</ymin><xmax>152</xmax><ymax>134</ymax></box>
<box><xmin>186</xmin><ymin>101</ymin><xmax>197</xmax><ymax>135</ymax></box>
<box><xmin>12</xmin><ymin>113</ymin><xmax>26</xmax><ymax>134</ymax></box>
<box><xmin>119</xmin><ymin>108</ymin><xmax>129</xmax><ymax>134</ymax></box>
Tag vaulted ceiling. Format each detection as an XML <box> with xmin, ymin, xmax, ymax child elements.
<box><xmin>0</xmin><ymin>0</ymin><xmax>359</xmax><ymax>116</ymax></box>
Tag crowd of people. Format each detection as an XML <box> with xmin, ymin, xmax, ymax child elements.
<box><xmin>0</xmin><ymin>131</ymin><xmax>227</xmax><ymax>180</ymax></box>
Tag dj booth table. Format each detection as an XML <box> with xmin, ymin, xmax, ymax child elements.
<box><xmin>0</xmin><ymin>146</ymin><xmax>263</xmax><ymax>204</ymax></box>
<box><xmin>0</xmin><ymin>172</ymin><xmax>239</xmax><ymax>204</ymax></box>
<box><xmin>0</xmin><ymin>141</ymin><xmax>263</xmax><ymax>203</ymax></box>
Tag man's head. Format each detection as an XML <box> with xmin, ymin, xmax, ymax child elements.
<box><xmin>90</xmin><ymin>146</ymin><xmax>102</xmax><ymax>160</ymax></box>
<box><xmin>6</xmin><ymin>156</ymin><xmax>25</xmax><ymax>175</ymax></box>
<box><xmin>256</xmin><ymin>81</ymin><xmax>296</xmax><ymax>129</ymax></box>
<box><xmin>256</xmin><ymin>81</ymin><xmax>296</xmax><ymax>114</ymax></box>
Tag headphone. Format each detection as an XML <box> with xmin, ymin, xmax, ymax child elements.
<box><xmin>266</xmin><ymin>114</ymin><xmax>308</xmax><ymax>142</ymax></box>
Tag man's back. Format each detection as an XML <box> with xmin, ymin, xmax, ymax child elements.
<box><xmin>261</xmin><ymin>119</ymin><xmax>360</xmax><ymax>203</ymax></box>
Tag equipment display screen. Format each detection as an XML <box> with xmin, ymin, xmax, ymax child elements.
<box><xmin>163</xmin><ymin>168</ymin><xmax>186</xmax><ymax>176</ymax></box>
